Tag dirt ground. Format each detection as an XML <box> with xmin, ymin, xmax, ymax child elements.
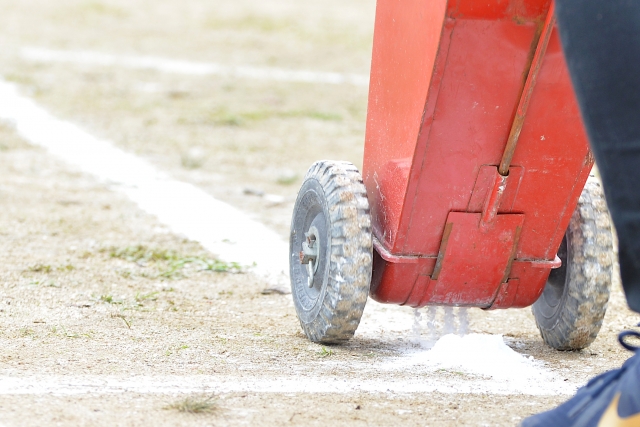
<box><xmin>0</xmin><ymin>0</ymin><xmax>373</xmax><ymax>237</ymax></box>
<box><xmin>0</xmin><ymin>1</ymin><xmax>638</xmax><ymax>426</ymax></box>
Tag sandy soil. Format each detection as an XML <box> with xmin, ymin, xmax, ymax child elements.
<box><xmin>0</xmin><ymin>121</ymin><xmax>574</xmax><ymax>427</ymax></box>
<box><xmin>0</xmin><ymin>120</ymin><xmax>636</xmax><ymax>425</ymax></box>
<box><xmin>0</xmin><ymin>1</ymin><xmax>638</xmax><ymax>426</ymax></box>
<box><xmin>0</xmin><ymin>0</ymin><xmax>373</xmax><ymax>237</ymax></box>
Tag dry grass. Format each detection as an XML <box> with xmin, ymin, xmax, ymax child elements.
<box><xmin>164</xmin><ymin>394</ymin><xmax>218</xmax><ymax>414</ymax></box>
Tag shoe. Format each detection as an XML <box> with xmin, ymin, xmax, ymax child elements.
<box><xmin>521</xmin><ymin>324</ymin><xmax>640</xmax><ymax>427</ymax></box>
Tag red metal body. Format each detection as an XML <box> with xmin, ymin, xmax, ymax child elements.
<box><xmin>363</xmin><ymin>0</ymin><xmax>592</xmax><ymax>309</ymax></box>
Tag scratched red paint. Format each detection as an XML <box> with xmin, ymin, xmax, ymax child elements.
<box><xmin>363</xmin><ymin>0</ymin><xmax>591</xmax><ymax>309</ymax></box>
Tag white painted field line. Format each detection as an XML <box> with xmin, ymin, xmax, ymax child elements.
<box><xmin>21</xmin><ymin>47</ymin><xmax>370</xmax><ymax>87</ymax></box>
<box><xmin>0</xmin><ymin>374</ymin><xmax>576</xmax><ymax>396</ymax></box>
<box><xmin>0</xmin><ymin>79</ymin><xmax>288</xmax><ymax>284</ymax></box>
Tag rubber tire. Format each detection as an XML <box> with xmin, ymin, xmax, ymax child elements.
<box><xmin>289</xmin><ymin>160</ymin><xmax>372</xmax><ymax>344</ymax></box>
<box><xmin>532</xmin><ymin>177</ymin><xmax>614</xmax><ymax>350</ymax></box>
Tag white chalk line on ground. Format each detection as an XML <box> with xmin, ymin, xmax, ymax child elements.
<box><xmin>0</xmin><ymin>79</ymin><xmax>289</xmax><ymax>285</ymax></box>
<box><xmin>0</xmin><ymin>373</ymin><xmax>575</xmax><ymax>396</ymax></box>
<box><xmin>21</xmin><ymin>47</ymin><xmax>370</xmax><ymax>87</ymax></box>
<box><xmin>0</xmin><ymin>78</ymin><xmax>577</xmax><ymax>396</ymax></box>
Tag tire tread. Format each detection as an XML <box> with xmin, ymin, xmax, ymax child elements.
<box><xmin>293</xmin><ymin>160</ymin><xmax>373</xmax><ymax>344</ymax></box>
<box><xmin>533</xmin><ymin>177</ymin><xmax>613</xmax><ymax>350</ymax></box>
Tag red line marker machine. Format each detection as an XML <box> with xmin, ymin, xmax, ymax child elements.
<box><xmin>289</xmin><ymin>0</ymin><xmax>613</xmax><ymax>350</ymax></box>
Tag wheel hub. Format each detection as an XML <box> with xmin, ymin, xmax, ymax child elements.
<box><xmin>299</xmin><ymin>225</ymin><xmax>320</xmax><ymax>288</ymax></box>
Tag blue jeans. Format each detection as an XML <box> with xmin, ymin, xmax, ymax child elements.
<box><xmin>556</xmin><ymin>0</ymin><xmax>640</xmax><ymax>313</ymax></box>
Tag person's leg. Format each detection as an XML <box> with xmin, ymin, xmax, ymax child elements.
<box><xmin>521</xmin><ymin>2</ymin><xmax>640</xmax><ymax>425</ymax></box>
<box><xmin>555</xmin><ymin>0</ymin><xmax>640</xmax><ymax>313</ymax></box>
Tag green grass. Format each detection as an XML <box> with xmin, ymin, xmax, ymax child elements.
<box><xmin>158</xmin><ymin>257</ymin><xmax>242</xmax><ymax>279</ymax></box>
<box><xmin>96</xmin><ymin>287</ymin><xmax>179</xmax><ymax>313</ymax></box>
<box><xmin>28</xmin><ymin>264</ymin><xmax>52</xmax><ymax>273</ymax></box>
<box><xmin>318</xmin><ymin>346</ymin><xmax>334</xmax><ymax>358</ymax></box>
<box><xmin>135</xmin><ymin>291</ymin><xmax>159</xmax><ymax>302</ymax></box>
<box><xmin>118</xmin><ymin>270</ymin><xmax>132</xmax><ymax>278</ymax></box>
<box><xmin>164</xmin><ymin>394</ymin><xmax>217</xmax><ymax>414</ymax></box>
<box><xmin>28</xmin><ymin>280</ymin><xmax>60</xmax><ymax>288</ymax></box>
<box><xmin>106</xmin><ymin>245</ymin><xmax>243</xmax><ymax>279</ymax></box>
<box><xmin>99</xmin><ymin>294</ymin><xmax>122</xmax><ymax>304</ymax></box>
<box><xmin>27</xmin><ymin>263</ymin><xmax>75</xmax><ymax>273</ymax></box>
<box><xmin>108</xmin><ymin>245</ymin><xmax>179</xmax><ymax>263</ymax></box>
<box><xmin>19</xmin><ymin>327</ymin><xmax>36</xmax><ymax>337</ymax></box>
<box><xmin>60</xmin><ymin>325</ymin><xmax>91</xmax><ymax>339</ymax></box>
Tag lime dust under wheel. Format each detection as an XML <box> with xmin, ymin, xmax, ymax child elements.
<box><xmin>289</xmin><ymin>160</ymin><xmax>373</xmax><ymax>343</ymax></box>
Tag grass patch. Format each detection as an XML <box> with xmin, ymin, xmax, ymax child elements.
<box><xmin>19</xmin><ymin>327</ymin><xmax>36</xmax><ymax>337</ymax></box>
<box><xmin>105</xmin><ymin>245</ymin><xmax>243</xmax><ymax>279</ymax></box>
<box><xmin>437</xmin><ymin>368</ymin><xmax>468</xmax><ymax>376</ymax></box>
<box><xmin>96</xmin><ymin>286</ymin><xmax>178</xmax><ymax>312</ymax></box>
<box><xmin>164</xmin><ymin>394</ymin><xmax>217</xmax><ymax>414</ymax></box>
<box><xmin>98</xmin><ymin>294</ymin><xmax>122</xmax><ymax>304</ymax></box>
<box><xmin>28</xmin><ymin>264</ymin><xmax>52</xmax><ymax>273</ymax></box>
<box><xmin>135</xmin><ymin>291</ymin><xmax>159</xmax><ymax>302</ymax></box>
<box><xmin>108</xmin><ymin>245</ymin><xmax>179</xmax><ymax>263</ymax></box>
<box><xmin>318</xmin><ymin>346</ymin><xmax>334</xmax><ymax>358</ymax></box>
<box><xmin>118</xmin><ymin>269</ymin><xmax>132</xmax><ymax>279</ymax></box>
<box><xmin>165</xmin><ymin>344</ymin><xmax>190</xmax><ymax>356</ymax></box>
<box><xmin>26</xmin><ymin>263</ymin><xmax>75</xmax><ymax>274</ymax></box>
<box><xmin>158</xmin><ymin>258</ymin><xmax>242</xmax><ymax>279</ymax></box>
<box><xmin>60</xmin><ymin>325</ymin><xmax>90</xmax><ymax>339</ymax></box>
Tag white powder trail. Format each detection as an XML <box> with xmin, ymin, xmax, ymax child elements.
<box><xmin>409</xmin><ymin>307</ymin><xmax>438</xmax><ymax>348</ymax></box>
<box><xmin>358</xmin><ymin>305</ymin><xmax>576</xmax><ymax>395</ymax></box>
<box><xmin>0</xmin><ymin>79</ymin><xmax>289</xmax><ymax>285</ymax></box>
<box><xmin>425</xmin><ymin>306</ymin><xmax>438</xmax><ymax>343</ymax></box>
<box><xmin>443</xmin><ymin>306</ymin><xmax>455</xmax><ymax>334</ymax></box>
<box><xmin>458</xmin><ymin>307</ymin><xmax>469</xmax><ymax>335</ymax></box>
<box><xmin>380</xmin><ymin>333</ymin><xmax>576</xmax><ymax>395</ymax></box>
<box><xmin>20</xmin><ymin>47</ymin><xmax>370</xmax><ymax>87</ymax></box>
<box><xmin>411</xmin><ymin>308</ymin><xmax>422</xmax><ymax>342</ymax></box>
<box><xmin>0</xmin><ymin>372</ymin><xmax>576</xmax><ymax>396</ymax></box>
